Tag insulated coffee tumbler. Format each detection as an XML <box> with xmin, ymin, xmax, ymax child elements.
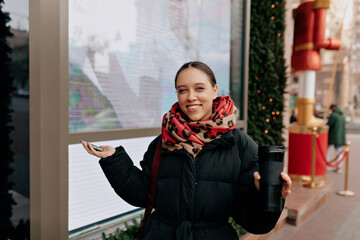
<box><xmin>258</xmin><ymin>146</ymin><xmax>285</xmax><ymax>212</ymax></box>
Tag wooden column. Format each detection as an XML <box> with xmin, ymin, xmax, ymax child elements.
<box><xmin>29</xmin><ymin>0</ymin><xmax>68</xmax><ymax>238</ymax></box>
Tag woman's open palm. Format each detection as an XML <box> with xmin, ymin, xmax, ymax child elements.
<box><xmin>81</xmin><ymin>141</ymin><xmax>116</xmax><ymax>158</ymax></box>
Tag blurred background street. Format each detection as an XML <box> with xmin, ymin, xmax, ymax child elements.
<box><xmin>267</xmin><ymin>132</ymin><xmax>360</xmax><ymax>240</ymax></box>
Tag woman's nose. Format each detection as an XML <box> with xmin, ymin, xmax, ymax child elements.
<box><xmin>187</xmin><ymin>91</ymin><xmax>197</xmax><ymax>101</ymax></box>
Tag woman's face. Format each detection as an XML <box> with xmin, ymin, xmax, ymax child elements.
<box><xmin>176</xmin><ymin>68</ymin><xmax>218</xmax><ymax>121</ymax></box>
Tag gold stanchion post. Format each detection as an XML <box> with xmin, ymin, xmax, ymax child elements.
<box><xmin>304</xmin><ymin>127</ymin><xmax>324</xmax><ymax>188</ymax></box>
<box><xmin>337</xmin><ymin>141</ymin><xmax>355</xmax><ymax>197</ymax></box>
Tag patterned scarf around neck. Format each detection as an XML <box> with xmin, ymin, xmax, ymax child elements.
<box><xmin>161</xmin><ymin>96</ymin><xmax>237</xmax><ymax>157</ymax></box>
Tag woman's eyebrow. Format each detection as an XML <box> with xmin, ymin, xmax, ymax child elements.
<box><xmin>177</xmin><ymin>82</ymin><xmax>206</xmax><ymax>88</ymax></box>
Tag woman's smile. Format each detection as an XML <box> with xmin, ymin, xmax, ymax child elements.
<box><xmin>187</xmin><ymin>104</ymin><xmax>201</xmax><ymax>111</ymax></box>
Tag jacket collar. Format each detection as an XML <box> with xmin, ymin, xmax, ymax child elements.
<box><xmin>201</xmin><ymin>130</ymin><xmax>235</xmax><ymax>151</ymax></box>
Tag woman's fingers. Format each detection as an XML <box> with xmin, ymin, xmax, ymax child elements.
<box><xmin>280</xmin><ymin>172</ymin><xmax>292</xmax><ymax>198</ymax></box>
<box><xmin>87</xmin><ymin>142</ymin><xmax>97</xmax><ymax>154</ymax></box>
<box><xmin>87</xmin><ymin>142</ymin><xmax>106</xmax><ymax>157</ymax></box>
<box><xmin>253</xmin><ymin>171</ymin><xmax>292</xmax><ymax>198</ymax></box>
<box><xmin>81</xmin><ymin>141</ymin><xmax>102</xmax><ymax>157</ymax></box>
<box><xmin>81</xmin><ymin>141</ymin><xmax>93</xmax><ymax>154</ymax></box>
<box><xmin>253</xmin><ymin>171</ymin><xmax>261</xmax><ymax>191</ymax></box>
<box><xmin>254</xmin><ymin>171</ymin><xmax>261</xmax><ymax>180</ymax></box>
<box><xmin>281</xmin><ymin>172</ymin><xmax>292</xmax><ymax>189</ymax></box>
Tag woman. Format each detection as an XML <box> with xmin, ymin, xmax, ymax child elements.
<box><xmin>82</xmin><ymin>61</ymin><xmax>292</xmax><ymax>240</ymax></box>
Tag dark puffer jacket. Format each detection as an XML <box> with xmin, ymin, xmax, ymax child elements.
<box><xmin>327</xmin><ymin>108</ymin><xmax>346</xmax><ymax>147</ymax></box>
<box><xmin>99</xmin><ymin>129</ymin><xmax>283</xmax><ymax>240</ymax></box>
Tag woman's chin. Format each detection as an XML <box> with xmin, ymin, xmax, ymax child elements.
<box><xmin>187</xmin><ymin>115</ymin><xmax>201</xmax><ymax>122</ymax></box>
<box><xmin>188</xmin><ymin>115</ymin><xmax>207</xmax><ymax>122</ymax></box>
<box><xmin>184</xmin><ymin>110</ymin><xmax>212</xmax><ymax>122</ymax></box>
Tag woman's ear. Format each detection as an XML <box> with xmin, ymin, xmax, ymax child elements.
<box><xmin>213</xmin><ymin>84</ymin><xmax>218</xmax><ymax>99</ymax></box>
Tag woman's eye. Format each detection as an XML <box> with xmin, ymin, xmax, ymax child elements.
<box><xmin>178</xmin><ymin>89</ymin><xmax>187</xmax><ymax>94</ymax></box>
<box><xmin>196</xmin><ymin>87</ymin><xmax>205</xmax><ymax>91</ymax></box>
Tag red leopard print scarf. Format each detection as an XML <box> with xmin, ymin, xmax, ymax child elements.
<box><xmin>161</xmin><ymin>96</ymin><xmax>237</xmax><ymax>157</ymax></box>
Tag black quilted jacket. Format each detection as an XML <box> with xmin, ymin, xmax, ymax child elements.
<box><xmin>99</xmin><ymin>129</ymin><xmax>284</xmax><ymax>240</ymax></box>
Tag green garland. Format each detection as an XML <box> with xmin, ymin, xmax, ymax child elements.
<box><xmin>247</xmin><ymin>1</ymin><xmax>286</xmax><ymax>146</ymax></box>
<box><xmin>102</xmin><ymin>219</ymin><xmax>139</xmax><ymax>240</ymax></box>
<box><xmin>0</xmin><ymin>0</ymin><xmax>16</xmax><ymax>238</ymax></box>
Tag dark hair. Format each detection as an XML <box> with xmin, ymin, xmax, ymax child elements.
<box><xmin>330</xmin><ymin>104</ymin><xmax>337</xmax><ymax>110</ymax></box>
<box><xmin>174</xmin><ymin>61</ymin><xmax>217</xmax><ymax>88</ymax></box>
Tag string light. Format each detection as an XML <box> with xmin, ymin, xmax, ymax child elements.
<box><xmin>278</xmin><ymin>55</ymin><xmax>282</xmax><ymax>59</ymax></box>
<box><xmin>248</xmin><ymin>90</ymin><xmax>251</xmax><ymax>94</ymax></box>
<box><xmin>272</xmin><ymin>111</ymin><xmax>275</xmax><ymax>115</ymax></box>
<box><xmin>271</xmin><ymin>4</ymin><xmax>275</xmax><ymax>8</ymax></box>
<box><xmin>276</xmin><ymin>111</ymin><xmax>280</xmax><ymax>115</ymax></box>
<box><xmin>273</xmin><ymin>116</ymin><xmax>276</xmax><ymax>120</ymax></box>
<box><xmin>277</xmin><ymin>33</ymin><xmax>281</xmax><ymax>37</ymax></box>
<box><xmin>271</xmin><ymin>16</ymin><xmax>275</xmax><ymax>20</ymax></box>
<box><xmin>256</xmin><ymin>76</ymin><xmax>259</xmax><ymax>80</ymax></box>
<box><xmin>262</xmin><ymin>106</ymin><xmax>266</xmax><ymax>110</ymax></box>
<box><xmin>266</xmin><ymin>119</ymin><xmax>270</xmax><ymax>122</ymax></box>
<box><xmin>269</xmin><ymin>98</ymin><xmax>273</xmax><ymax>102</ymax></box>
<box><xmin>257</xmin><ymin>90</ymin><xmax>261</xmax><ymax>93</ymax></box>
<box><xmin>265</xmin><ymin>130</ymin><xmax>269</xmax><ymax>134</ymax></box>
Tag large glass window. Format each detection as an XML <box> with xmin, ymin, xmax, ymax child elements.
<box><xmin>69</xmin><ymin>0</ymin><xmax>231</xmax><ymax>132</ymax></box>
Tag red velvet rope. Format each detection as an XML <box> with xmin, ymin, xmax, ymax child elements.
<box><xmin>326</xmin><ymin>151</ymin><xmax>348</xmax><ymax>168</ymax></box>
<box><xmin>327</xmin><ymin>149</ymin><xmax>346</xmax><ymax>164</ymax></box>
<box><xmin>317</xmin><ymin>140</ymin><xmax>347</xmax><ymax>168</ymax></box>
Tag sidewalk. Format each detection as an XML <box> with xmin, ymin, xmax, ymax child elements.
<box><xmin>266</xmin><ymin>133</ymin><xmax>360</xmax><ymax>240</ymax></box>
<box><xmin>346</xmin><ymin>120</ymin><xmax>360</xmax><ymax>134</ymax></box>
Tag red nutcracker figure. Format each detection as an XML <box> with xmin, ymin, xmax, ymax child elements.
<box><xmin>288</xmin><ymin>0</ymin><xmax>341</xmax><ymax>180</ymax></box>
<box><xmin>291</xmin><ymin>0</ymin><xmax>341</xmax><ymax>126</ymax></box>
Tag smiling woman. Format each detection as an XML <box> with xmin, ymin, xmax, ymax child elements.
<box><xmin>82</xmin><ymin>61</ymin><xmax>292</xmax><ymax>240</ymax></box>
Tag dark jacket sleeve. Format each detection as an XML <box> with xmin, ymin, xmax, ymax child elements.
<box><xmin>98</xmin><ymin>135</ymin><xmax>161</xmax><ymax>208</ymax></box>
<box><xmin>232</xmin><ymin>130</ymin><xmax>284</xmax><ymax>234</ymax></box>
<box><xmin>327</xmin><ymin>114</ymin><xmax>334</xmax><ymax>127</ymax></box>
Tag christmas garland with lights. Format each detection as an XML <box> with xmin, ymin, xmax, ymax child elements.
<box><xmin>247</xmin><ymin>1</ymin><xmax>286</xmax><ymax>146</ymax></box>
<box><xmin>0</xmin><ymin>0</ymin><xmax>16</xmax><ymax>238</ymax></box>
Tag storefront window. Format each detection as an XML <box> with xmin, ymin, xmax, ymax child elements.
<box><xmin>69</xmin><ymin>0</ymin><xmax>231</xmax><ymax>132</ymax></box>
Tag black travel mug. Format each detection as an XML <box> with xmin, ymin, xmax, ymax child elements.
<box><xmin>258</xmin><ymin>146</ymin><xmax>285</xmax><ymax>212</ymax></box>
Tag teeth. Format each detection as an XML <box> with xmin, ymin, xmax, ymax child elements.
<box><xmin>188</xmin><ymin>105</ymin><xmax>198</xmax><ymax>110</ymax></box>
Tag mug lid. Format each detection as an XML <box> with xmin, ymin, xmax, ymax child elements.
<box><xmin>258</xmin><ymin>145</ymin><xmax>285</xmax><ymax>153</ymax></box>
